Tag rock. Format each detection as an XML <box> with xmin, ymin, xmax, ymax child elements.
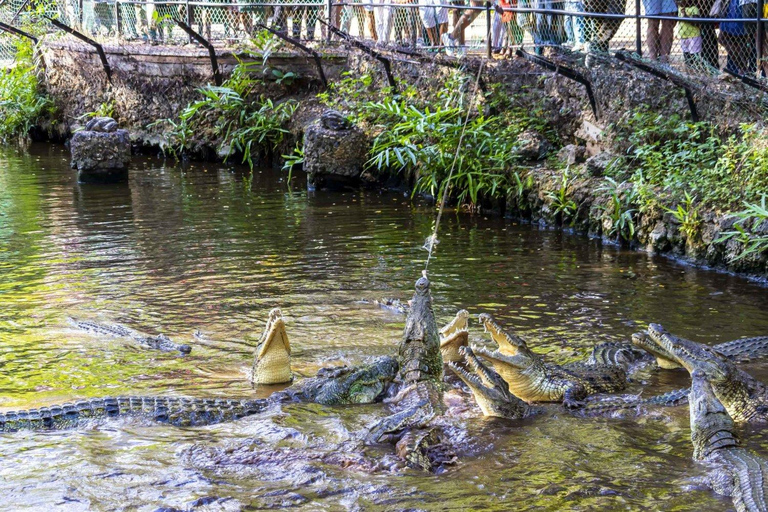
<box><xmin>557</xmin><ymin>144</ymin><xmax>586</xmax><ymax>166</ymax></box>
<box><xmin>320</xmin><ymin>109</ymin><xmax>352</xmax><ymax>131</ymax></box>
<box><xmin>303</xmin><ymin>113</ymin><xmax>369</xmax><ymax>190</ymax></box>
<box><xmin>648</xmin><ymin>222</ymin><xmax>668</xmax><ymax>251</ymax></box>
<box><xmin>585</xmin><ymin>152</ymin><xmax>617</xmax><ymax>177</ymax></box>
<box><xmin>516</xmin><ymin>130</ymin><xmax>552</xmax><ymax>161</ymax></box>
<box><xmin>69</xmin><ymin>117</ymin><xmax>131</xmax><ymax>183</ymax></box>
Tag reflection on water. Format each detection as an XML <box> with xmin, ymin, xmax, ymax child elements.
<box><xmin>1</xmin><ymin>144</ymin><xmax>767</xmax><ymax>510</ymax></box>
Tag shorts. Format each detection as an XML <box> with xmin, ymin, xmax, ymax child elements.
<box><xmin>420</xmin><ymin>0</ymin><xmax>448</xmax><ymax>27</ymax></box>
<box><xmin>680</xmin><ymin>35</ymin><xmax>701</xmax><ymax>52</ymax></box>
<box><xmin>642</xmin><ymin>0</ymin><xmax>676</xmax><ymax>15</ymax></box>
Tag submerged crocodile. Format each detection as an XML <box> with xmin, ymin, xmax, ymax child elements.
<box><xmin>647</xmin><ymin>324</ymin><xmax>768</xmax><ymax>423</ymax></box>
<box><xmin>473</xmin><ymin>315</ymin><xmax>626</xmax><ymax>406</ymax></box>
<box><xmin>0</xmin><ymin>356</ymin><xmax>398</xmax><ymax>433</ymax></box>
<box><xmin>70</xmin><ymin>319</ymin><xmax>192</xmax><ymax>354</ymax></box>
<box><xmin>688</xmin><ymin>373</ymin><xmax>768</xmax><ymax>511</ymax></box>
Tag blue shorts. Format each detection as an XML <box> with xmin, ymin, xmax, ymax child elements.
<box><xmin>642</xmin><ymin>0</ymin><xmax>676</xmax><ymax>15</ymax></box>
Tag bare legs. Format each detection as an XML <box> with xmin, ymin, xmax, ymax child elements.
<box><xmin>646</xmin><ymin>14</ymin><xmax>676</xmax><ymax>61</ymax></box>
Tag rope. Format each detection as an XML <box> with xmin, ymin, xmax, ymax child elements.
<box><xmin>424</xmin><ymin>59</ymin><xmax>486</xmax><ymax>272</ymax></box>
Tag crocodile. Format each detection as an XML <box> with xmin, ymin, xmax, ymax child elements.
<box><xmin>250</xmin><ymin>308</ymin><xmax>292</xmax><ymax>385</ymax></box>
<box><xmin>448</xmin><ymin>346</ymin><xmax>531</xmax><ymax>419</ymax></box>
<box><xmin>633</xmin><ymin>331</ymin><xmax>768</xmax><ymax>370</ymax></box>
<box><xmin>473</xmin><ymin>315</ymin><xmax>627</xmax><ymax>407</ymax></box>
<box><xmin>70</xmin><ymin>319</ymin><xmax>192</xmax><ymax>354</ymax></box>
<box><xmin>479</xmin><ymin>313</ymin><xmax>649</xmax><ymax>369</ymax></box>
<box><xmin>0</xmin><ymin>356</ymin><xmax>399</xmax><ymax>433</ymax></box>
<box><xmin>688</xmin><ymin>373</ymin><xmax>768</xmax><ymax>512</ymax></box>
<box><xmin>365</xmin><ymin>273</ymin><xmax>450</xmax><ymax>470</ymax></box>
<box><xmin>647</xmin><ymin>323</ymin><xmax>768</xmax><ymax>423</ymax></box>
<box><xmin>439</xmin><ymin>309</ymin><xmax>469</xmax><ymax>363</ymax></box>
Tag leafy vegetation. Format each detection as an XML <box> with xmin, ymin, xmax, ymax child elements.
<box><xmin>317</xmin><ymin>72</ymin><xmax>558</xmax><ymax>210</ymax></box>
<box><xmin>158</xmin><ymin>58</ymin><xmax>296</xmax><ymax>168</ymax></box>
<box><xmin>596</xmin><ymin>177</ymin><xmax>637</xmax><ymax>242</ymax></box>
<box><xmin>546</xmin><ymin>169</ymin><xmax>578</xmax><ymax>225</ymax></box>
<box><xmin>717</xmin><ymin>195</ymin><xmax>768</xmax><ymax>262</ymax></box>
<box><xmin>0</xmin><ymin>41</ymin><xmax>53</xmax><ymax>145</ymax></box>
<box><xmin>609</xmin><ymin>111</ymin><xmax>768</xmax><ymax>210</ymax></box>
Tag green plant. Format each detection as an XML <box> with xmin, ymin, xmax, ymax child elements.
<box><xmin>664</xmin><ymin>192</ymin><xmax>702</xmax><ymax>242</ymax></box>
<box><xmin>0</xmin><ymin>41</ymin><xmax>53</xmax><ymax>144</ymax></box>
<box><xmin>716</xmin><ymin>195</ymin><xmax>768</xmax><ymax>262</ymax></box>
<box><xmin>546</xmin><ymin>169</ymin><xmax>578</xmax><ymax>224</ymax></box>
<box><xmin>597</xmin><ymin>177</ymin><xmax>637</xmax><ymax>242</ymax></box>
<box><xmin>609</xmin><ymin>110</ymin><xmax>768</xmax><ymax>210</ymax></box>
<box><xmin>78</xmin><ymin>100</ymin><xmax>115</xmax><ymax>121</ymax></box>
<box><xmin>160</xmin><ymin>58</ymin><xmax>296</xmax><ymax>168</ymax></box>
<box><xmin>281</xmin><ymin>144</ymin><xmax>304</xmax><ymax>183</ymax></box>
<box><xmin>362</xmin><ymin>96</ymin><xmax>519</xmax><ymax>208</ymax></box>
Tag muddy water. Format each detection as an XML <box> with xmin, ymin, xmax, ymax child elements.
<box><xmin>1</xmin><ymin>144</ymin><xmax>767</xmax><ymax>511</ymax></box>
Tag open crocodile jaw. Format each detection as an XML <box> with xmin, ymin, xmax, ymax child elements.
<box><xmin>252</xmin><ymin>312</ymin><xmax>293</xmax><ymax>385</ymax></box>
<box><xmin>440</xmin><ymin>329</ymin><xmax>469</xmax><ymax>363</ymax></box>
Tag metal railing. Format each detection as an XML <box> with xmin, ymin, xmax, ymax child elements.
<box><xmin>0</xmin><ymin>0</ymin><xmax>766</xmax><ymax>82</ymax></box>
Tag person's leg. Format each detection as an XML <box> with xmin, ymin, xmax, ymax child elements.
<box><xmin>700</xmin><ymin>23</ymin><xmax>719</xmax><ymax>68</ymax></box>
<box><xmin>658</xmin><ymin>13</ymin><xmax>677</xmax><ymax>62</ymax></box>
<box><xmin>742</xmin><ymin>3</ymin><xmax>758</xmax><ymax>72</ymax></box>
<box><xmin>447</xmin><ymin>0</ymin><xmax>483</xmax><ymax>39</ymax></box>
<box><xmin>573</xmin><ymin>0</ymin><xmax>585</xmax><ymax>48</ymax></box>
<box><xmin>492</xmin><ymin>9</ymin><xmax>504</xmax><ymax>49</ymax></box>
<box><xmin>646</xmin><ymin>17</ymin><xmax>660</xmax><ymax>59</ymax></box>
<box><xmin>367</xmin><ymin>9</ymin><xmax>378</xmax><ymax>39</ymax></box>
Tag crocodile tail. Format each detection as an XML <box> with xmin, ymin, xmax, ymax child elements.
<box><xmin>640</xmin><ymin>387</ymin><xmax>690</xmax><ymax>407</ymax></box>
<box><xmin>577</xmin><ymin>387</ymin><xmax>690</xmax><ymax>416</ymax></box>
<box><xmin>715</xmin><ymin>336</ymin><xmax>768</xmax><ymax>362</ymax></box>
<box><xmin>0</xmin><ymin>396</ymin><xmax>268</xmax><ymax>432</ymax></box>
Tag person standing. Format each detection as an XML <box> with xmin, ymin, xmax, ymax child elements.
<box><xmin>644</xmin><ymin>0</ymin><xmax>677</xmax><ymax>62</ymax></box>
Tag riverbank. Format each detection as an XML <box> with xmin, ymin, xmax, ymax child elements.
<box><xmin>18</xmin><ymin>39</ymin><xmax>768</xmax><ymax>279</ymax></box>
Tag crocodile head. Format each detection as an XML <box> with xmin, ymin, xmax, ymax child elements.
<box><xmin>440</xmin><ymin>310</ymin><xmax>469</xmax><ymax>363</ymax></box>
<box><xmin>689</xmin><ymin>372</ymin><xmax>739</xmax><ymax>460</ymax></box>
<box><xmin>631</xmin><ymin>331</ymin><xmax>682</xmax><ymax>369</ymax></box>
<box><xmin>478</xmin><ymin>313</ymin><xmax>532</xmax><ymax>357</ymax></box>
<box><xmin>449</xmin><ymin>346</ymin><xmax>530</xmax><ymax>419</ymax></box>
<box><xmin>251</xmin><ymin>308</ymin><xmax>293</xmax><ymax>385</ymax></box>
<box><xmin>470</xmin><ymin>345</ymin><xmax>549</xmax><ymax>402</ymax></box>
<box><xmin>303</xmin><ymin>356</ymin><xmax>399</xmax><ymax>405</ymax></box>
<box><xmin>647</xmin><ymin>324</ymin><xmax>730</xmax><ymax>383</ymax></box>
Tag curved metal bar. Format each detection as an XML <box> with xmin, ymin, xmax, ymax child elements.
<box><xmin>255</xmin><ymin>23</ymin><xmax>328</xmax><ymax>89</ymax></box>
<box><xmin>45</xmin><ymin>17</ymin><xmax>111</xmax><ymax>82</ymax></box>
<box><xmin>515</xmin><ymin>49</ymin><xmax>599</xmax><ymax>120</ymax></box>
<box><xmin>0</xmin><ymin>21</ymin><xmax>37</xmax><ymax>43</ymax></box>
<box><xmin>723</xmin><ymin>68</ymin><xmax>768</xmax><ymax>94</ymax></box>
<box><xmin>173</xmin><ymin>19</ymin><xmax>222</xmax><ymax>86</ymax></box>
<box><xmin>384</xmin><ymin>45</ymin><xmax>487</xmax><ymax>93</ymax></box>
<box><xmin>614</xmin><ymin>50</ymin><xmax>698</xmax><ymax>121</ymax></box>
<box><xmin>318</xmin><ymin>19</ymin><xmax>397</xmax><ymax>91</ymax></box>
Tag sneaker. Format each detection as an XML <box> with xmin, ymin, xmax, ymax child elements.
<box><xmin>441</xmin><ymin>33</ymin><xmax>457</xmax><ymax>56</ymax></box>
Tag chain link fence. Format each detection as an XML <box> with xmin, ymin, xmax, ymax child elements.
<box><xmin>0</xmin><ymin>0</ymin><xmax>765</xmax><ymax>80</ymax></box>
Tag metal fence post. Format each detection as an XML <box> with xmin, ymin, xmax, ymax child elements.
<box><xmin>486</xmin><ymin>1</ymin><xmax>492</xmax><ymax>58</ymax></box>
<box><xmin>757</xmin><ymin>0</ymin><xmax>765</xmax><ymax>77</ymax></box>
<box><xmin>115</xmin><ymin>0</ymin><xmax>121</xmax><ymax>37</ymax></box>
<box><xmin>186</xmin><ymin>0</ymin><xmax>192</xmax><ymax>44</ymax></box>
<box><xmin>326</xmin><ymin>0</ymin><xmax>333</xmax><ymax>42</ymax></box>
<box><xmin>635</xmin><ymin>0</ymin><xmax>642</xmax><ymax>55</ymax></box>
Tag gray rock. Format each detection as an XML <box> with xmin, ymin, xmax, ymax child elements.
<box><xmin>649</xmin><ymin>222</ymin><xmax>668</xmax><ymax>250</ymax></box>
<box><xmin>84</xmin><ymin>116</ymin><xmax>118</xmax><ymax>133</ymax></box>
<box><xmin>516</xmin><ymin>130</ymin><xmax>552</xmax><ymax>161</ymax></box>
<box><xmin>70</xmin><ymin>120</ymin><xmax>131</xmax><ymax>183</ymax></box>
<box><xmin>585</xmin><ymin>152</ymin><xmax>617</xmax><ymax>177</ymax></box>
<box><xmin>320</xmin><ymin>109</ymin><xmax>352</xmax><ymax>131</ymax></box>
<box><xmin>557</xmin><ymin>144</ymin><xmax>586</xmax><ymax>166</ymax></box>
<box><xmin>303</xmin><ymin>115</ymin><xmax>369</xmax><ymax>190</ymax></box>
